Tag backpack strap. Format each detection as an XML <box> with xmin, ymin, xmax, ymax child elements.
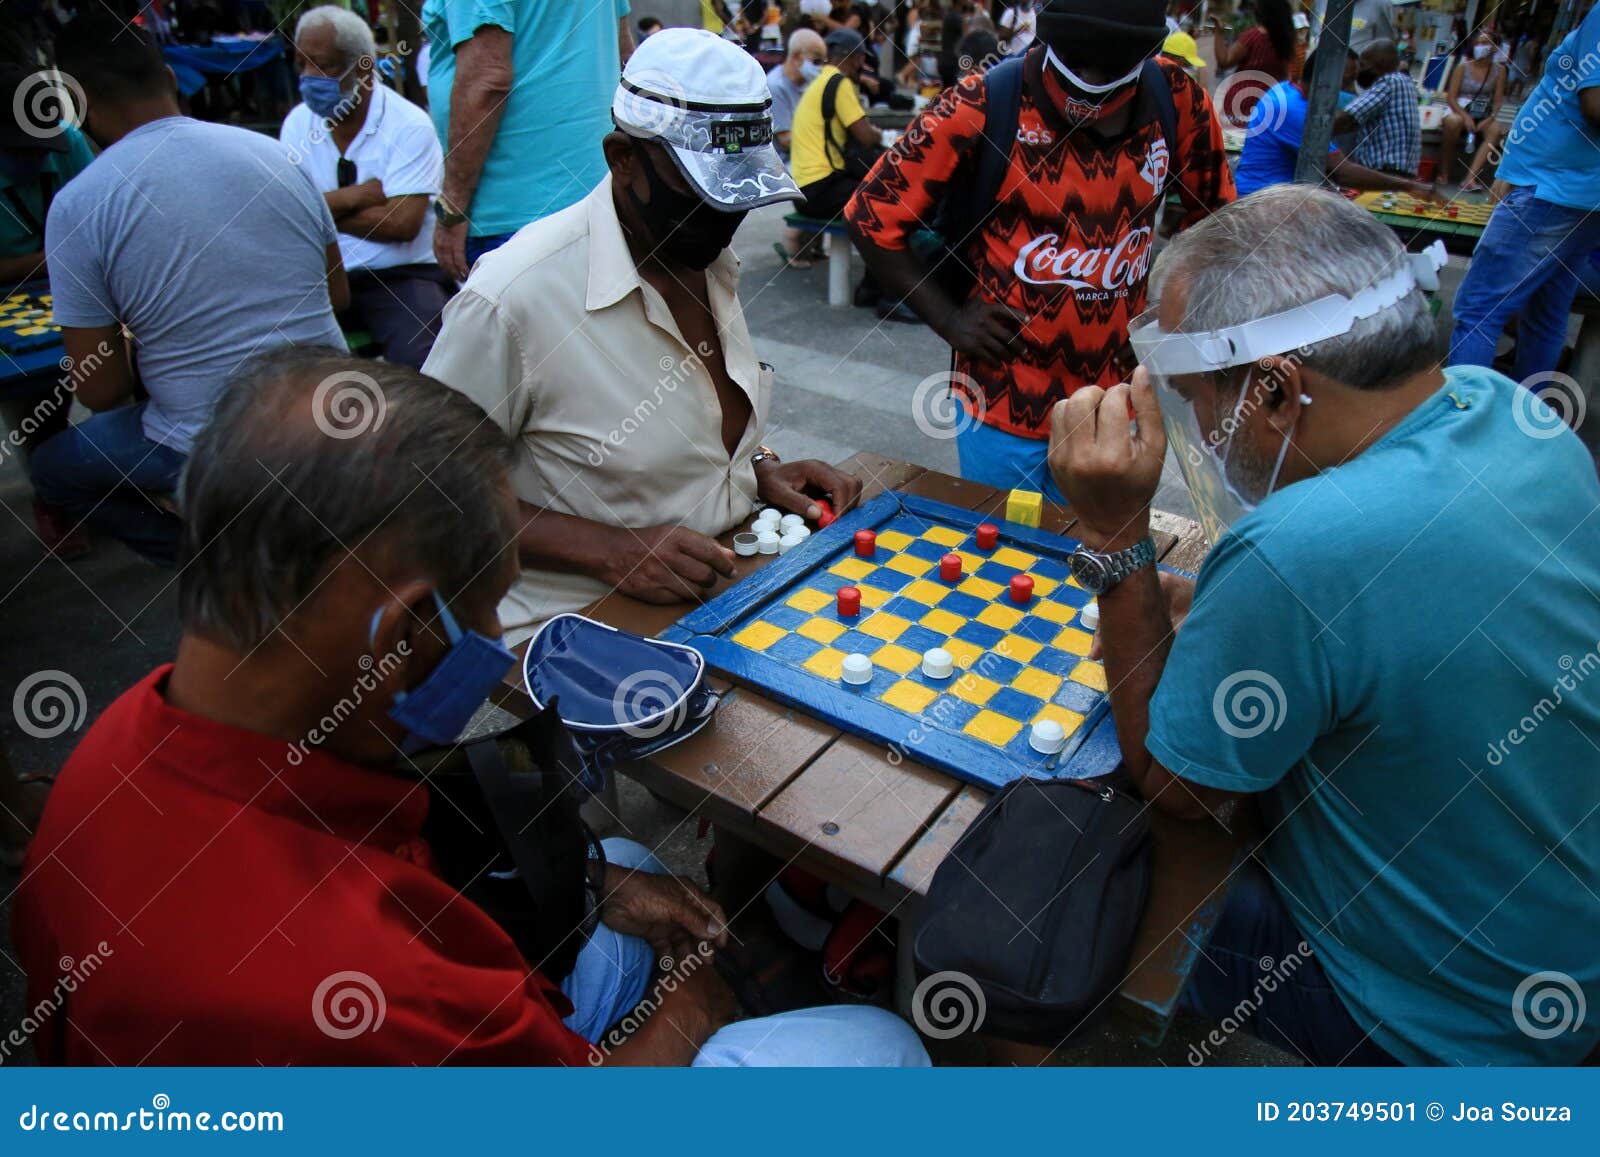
<box><xmin>1139</xmin><ymin>57</ymin><xmax>1180</xmax><ymax>192</ymax></box>
<box><xmin>970</xmin><ymin>55</ymin><xmax>1025</xmax><ymax>228</ymax></box>
<box><xmin>935</xmin><ymin>55</ymin><xmax>1025</xmax><ymax>261</ymax></box>
<box><xmin>820</xmin><ymin>71</ymin><xmax>846</xmax><ymax>170</ymax></box>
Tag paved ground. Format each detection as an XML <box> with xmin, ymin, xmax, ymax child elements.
<box><xmin>0</xmin><ymin>202</ymin><xmax>1489</xmax><ymax>1068</ymax></box>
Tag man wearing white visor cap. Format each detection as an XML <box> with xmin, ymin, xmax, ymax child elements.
<box><xmin>1047</xmin><ymin>188</ymin><xmax>1600</xmax><ymax>1068</ymax></box>
<box><xmin>426</xmin><ymin>28</ymin><xmax>861</xmax><ymax>642</ymax></box>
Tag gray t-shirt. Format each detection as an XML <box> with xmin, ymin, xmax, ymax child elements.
<box><xmin>766</xmin><ymin>64</ymin><xmax>805</xmax><ymax>162</ymax></box>
<box><xmin>1347</xmin><ymin>0</ymin><xmax>1397</xmax><ymax>52</ymax></box>
<box><xmin>46</xmin><ymin>117</ymin><xmax>345</xmax><ymax>453</ymax></box>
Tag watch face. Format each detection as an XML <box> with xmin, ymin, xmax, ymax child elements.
<box><xmin>1068</xmin><ymin>551</ymin><xmax>1110</xmax><ymax>594</ymax></box>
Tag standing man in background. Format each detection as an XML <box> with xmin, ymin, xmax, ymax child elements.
<box><xmin>1449</xmin><ymin>3</ymin><xmax>1600</xmax><ymax>382</ymax></box>
<box><xmin>424</xmin><ymin>0</ymin><xmax>634</xmax><ymax>278</ymax></box>
<box><xmin>846</xmin><ymin>0</ymin><xmax>1233</xmax><ymax>500</ymax></box>
<box><xmin>283</xmin><ymin>6</ymin><xmax>450</xmax><ymax>368</ymax></box>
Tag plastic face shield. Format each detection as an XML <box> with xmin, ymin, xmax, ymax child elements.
<box><xmin>1129</xmin><ymin>241</ymin><xmax>1446</xmax><ymax>544</ymax></box>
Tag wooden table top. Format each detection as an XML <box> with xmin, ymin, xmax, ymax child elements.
<box><xmin>533</xmin><ymin>453</ymin><xmax>1247</xmax><ymax>1037</ymax></box>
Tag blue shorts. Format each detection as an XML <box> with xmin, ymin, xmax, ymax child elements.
<box><xmin>955</xmin><ymin>421</ymin><xmax>1065</xmax><ymax>505</ymax></box>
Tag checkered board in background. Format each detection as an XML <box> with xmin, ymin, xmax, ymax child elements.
<box><xmin>1355</xmin><ymin>191</ymin><xmax>1494</xmax><ymax>226</ymax></box>
<box><xmin>0</xmin><ymin>290</ymin><xmax>59</xmax><ymax>354</ymax></box>
<box><xmin>663</xmin><ymin>491</ymin><xmax>1124</xmax><ymax>792</ymax></box>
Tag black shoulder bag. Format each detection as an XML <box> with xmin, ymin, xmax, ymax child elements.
<box><xmin>410</xmin><ymin>702</ymin><xmax>603</xmax><ymax>984</ymax></box>
<box><xmin>912</xmin><ymin>776</ymin><xmax>1152</xmax><ymax>1044</ymax></box>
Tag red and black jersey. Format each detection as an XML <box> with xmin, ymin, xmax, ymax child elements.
<box><xmin>847</xmin><ymin>50</ymin><xmax>1235</xmax><ymax>439</ymax></box>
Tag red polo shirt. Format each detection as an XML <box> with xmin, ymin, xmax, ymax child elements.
<box><xmin>12</xmin><ymin>666</ymin><xmax>593</xmax><ymax>1066</ymax></box>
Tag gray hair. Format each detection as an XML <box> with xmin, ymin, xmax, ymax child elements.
<box><xmin>294</xmin><ymin>5</ymin><xmax>377</xmax><ymax>68</ymax></box>
<box><xmin>1149</xmin><ymin>186</ymin><xmax>1439</xmax><ymax>391</ymax></box>
<box><xmin>178</xmin><ymin>348</ymin><xmax>518</xmax><ymax>652</ymax></box>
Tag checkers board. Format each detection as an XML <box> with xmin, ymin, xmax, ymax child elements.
<box><xmin>662</xmin><ymin>490</ymin><xmax>1129</xmax><ymax>792</ymax></box>
<box><xmin>1355</xmin><ymin>191</ymin><xmax>1492</xmax><ymax>253</ymax></box>
<box><xmin>0</xmin><ymin>289</ymin><xmax>59</xmax><ymax>355</ymax></box>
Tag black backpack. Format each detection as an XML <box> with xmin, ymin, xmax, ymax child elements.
<box><xmin>912</xmin><ymin>776</ymin><xmax>1152</xmax><ymax>1045</ymax></box>
<box><xmin>921</xmin><ymin>53</ymin><xmax>1180</xmax><ymax>300</ymax></box>
<box><xmin>410</xmin><ymin>702</ymin><xmax>603</xmax><ymax>984</ymax></box>
<box><xmin>821</xmin><ymin>72</ymin><xmax>890</xmax><ymax>179</ymax></box>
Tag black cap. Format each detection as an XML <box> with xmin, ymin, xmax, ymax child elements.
<box><xmin>825</xmin><ymin>27</ymin><xmax>868</xmax><ymax>58</ymax></box>
<box><xmin>1038</xmin><ymin>0</ymin><xmax>1168</xmax><ymax>71</ymax></box>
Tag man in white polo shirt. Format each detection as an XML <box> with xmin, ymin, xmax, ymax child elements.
<box><xmin>281</xmin><ymin>6</ymin><xmax>450</xmax><ymax>366</ymax></box>
<box><xmin>424</xmin><ymin>28</ymin><xmax>863</xmax><ymax>643</ymax></box>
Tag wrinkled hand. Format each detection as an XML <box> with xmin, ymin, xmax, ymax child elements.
<box><xmin>433</xmin><ymin>219</ymin><xmax>470</xmax><ymax>280</ymax></box>
<box><xmin>1088</xmin><ymin>569</ymin><xmax>1195</xmax><ymax>660</ymax></box>
<box><xmin>601</xmin><ymin>865</ymin><xmax>729</xmax><ymax>959</ymax></box>
<box><xmin>1047</xmin><ymin>369</ymin><xmax>1166</xmax><ymax>551</ymax></box>
<box><xmin>755</xmin><ymin>459</ymin><xmax>863</xmax><ymax>521</ymax></box>
<box><xmin>601</xmin><ymin>523</ymin><xmax>736</xmax><ymax>604</ymax></box>
<box><xmin>937</xmin><ymin>299</ymin><xmax>1029</xmax><ymax>363</ymax></box>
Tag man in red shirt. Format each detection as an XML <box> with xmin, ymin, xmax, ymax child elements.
<box><xmin>846</xmin><ymin>0</ymin><xmax>1233</xmax><ymax>502</ymax></box>
<box><xmin>12</xmin><ymin>350</ymin><xmax>927</xmax><ymax>1067</ymax></box>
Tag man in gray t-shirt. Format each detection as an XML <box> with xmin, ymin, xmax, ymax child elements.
<box><xmin>31</xmin><ymin>16</ymin><xmax>346</xmax><ymax>565</ymax></box>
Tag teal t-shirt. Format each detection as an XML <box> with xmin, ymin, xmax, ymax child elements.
<box><xmin>0</xmin><ymin>124</ymin><xmax>96</xmax><ymax>259</ymax></box>
<box><xmin>1498</xmin><ymin>6</ymin><xmax>1600</xmax><ymax>212</ymax></box>
<box><xmin>423</xmin><ymin>0</ymin><xmax>630</xmax><ymax>237</ymax></box>
<box><xmin>1147</xmin><ymin>365</ymin><xmax>1600</xmax><ymax>1066</ymax></box>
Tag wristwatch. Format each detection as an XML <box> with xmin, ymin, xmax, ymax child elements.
<box><xmin>433</xmin><ymin>195</ymin><xmax>468</xmax><ymax>227</ymax></box>
<box><xmin>1068</xmin><ymin>537</ymin><xmax>1156</xmax><ymax>596</ymax></box>
<box><xmin>751</xmin><ymin>445</ymin><xmax>781</xmax><ymax>467</ymax></box>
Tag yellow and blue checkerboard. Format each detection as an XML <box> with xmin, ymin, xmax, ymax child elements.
<box><xmin>0</xmin><ymin>290</ymin><xmax>59</xmax><ymax>355</ymax></box>
<box><xmin>663</xmin><ymin>491</ymin><xmax>1124</xmax><ymax>791</ymax></box>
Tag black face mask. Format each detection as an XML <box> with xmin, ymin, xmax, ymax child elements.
<box><xmin>625</xmin><ymin>142</ymin><xmax>746</xmax><ymax>271</ymax></box>
<box><xmin>1356</xmin><ymin>70</ymin><xmax>1378</xmax><ymax>88</ymax></box>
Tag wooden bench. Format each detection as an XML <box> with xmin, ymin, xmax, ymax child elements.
<box><xmin>784</xmin><ymin>214</ymin><xmax>854</xmax><ymax>308</ymax></box>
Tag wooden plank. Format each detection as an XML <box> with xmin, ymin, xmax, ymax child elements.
<box><xmin>1116</xmin><ymin>809</ymin><xmax>1246</xmax><ymax>1028</ymax></box>
<box><xmin>899</xmin><ymin>468</ymin><xmax>999</xmax><ymax>511</ymax></box>
<box><xmin>757</xmin><ymin>733</ymin><xmax>959</xmax><ymax>895</ymax></box>
<box><xmin>1150</xmin><ymin>511</ymin><xmax>1212</xmax><ymax>574</ymax></box>
<box><xmin>885</xmin><ymin>785</ymin><xmax>989</xmax><ymax>898</ymax></box>
<box><xmin>834</xmin><ymin>450</ymin><xmax>926</xmax><ymax>502</ymax></box>
<box><xmin>634</xmin><ymin>685</ymin><xmax>836</xmax><ymax>816</ymax></box>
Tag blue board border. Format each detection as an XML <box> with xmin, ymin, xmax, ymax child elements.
<box><xmin>664</xmin><ymin>490</ymin><xmax>1124</xmax><ymax>791</ymax></box>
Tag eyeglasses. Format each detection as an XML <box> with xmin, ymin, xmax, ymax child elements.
<box><xmin>336</xmin><ymin>158</ymin><xmax>357</xmax><ymax>188</ymax></box>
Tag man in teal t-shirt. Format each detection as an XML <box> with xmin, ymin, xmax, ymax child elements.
<box><xmin>1049</xmin><ymin>187</ymin><xmax>1599</xmax><ymax>1066</ymax></box>
<box><xmin>423</xmin><ymin>0</ymin><xmax>632</xmax><ymax>278</ymax></box>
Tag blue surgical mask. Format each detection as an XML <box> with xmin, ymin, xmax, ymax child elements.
<box><xmin>800</xmin><ymin>60</ymin><xmax>823</xmax><ymax>82</ymax></box>
<box><xmin>299</xmin><ymin>68</ymin><xmax>357</xmax><ymax>121</ymax></box>
<box><xmin>370</xmin><ymin>591</ymin><xmax>517</xmax><ymax>754</ymax></box>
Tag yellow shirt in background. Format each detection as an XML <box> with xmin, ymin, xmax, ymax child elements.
<box><xmin>790</xmin><ymin>64</ymin><xmax>866</xmax><ymax>189</ymax></box>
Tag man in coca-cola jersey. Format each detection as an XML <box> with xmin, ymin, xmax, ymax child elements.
<box><xmin>846</xmin><ymin>0</ymin><xmax>1233</xmax><ymax>500</ymax></box>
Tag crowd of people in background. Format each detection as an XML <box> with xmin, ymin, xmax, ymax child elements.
<box><xmin>0</xmin><ymin>0</ymin><xmax>1597</xmax><ymax>1072</ymax></box>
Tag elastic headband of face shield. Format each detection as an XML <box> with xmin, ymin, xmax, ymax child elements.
<box><xmin>1131</xmin><ymin>240</ymin><xmax>1447</xmax><ymax>376</ymax></box>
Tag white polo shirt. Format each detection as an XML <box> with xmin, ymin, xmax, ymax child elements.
<box><xmin>422</xmin><ymin>176</ymin><xmax>768</xmax><ymax>645</ymax></box>
<box><xmin>279</xmin><ymin>84</ymin><xmax>442</xmax><ymax>271</ymax></box>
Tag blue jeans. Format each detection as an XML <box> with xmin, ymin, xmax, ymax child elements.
<box><xmin>562</xmin><ymin>839</ymin><xmax>930</xmax><ymax>1067</ymax></box>
<box><xmin>1448</xmin><ymin>187</ymin><xmax>1600</xmax><ymax>379</ymax></box>
<box><xmin>1181</xmin><ymin>863</ymin><xmax>1396</xmax><ymax>1066</ymax></box>
<box><xmin>464</xmin><ymin>232</ymin><xmax>517</xmax><ymax>267</ymax></box>
<box><xmin>955</xmin><ymin>420</ymin><xmax>1066</xmax><ymax>504</ymax></box>
<box><xmin>29</xmin><ymin>403</ymin><xmax>186</xmax><ymax>565</ymax></box>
